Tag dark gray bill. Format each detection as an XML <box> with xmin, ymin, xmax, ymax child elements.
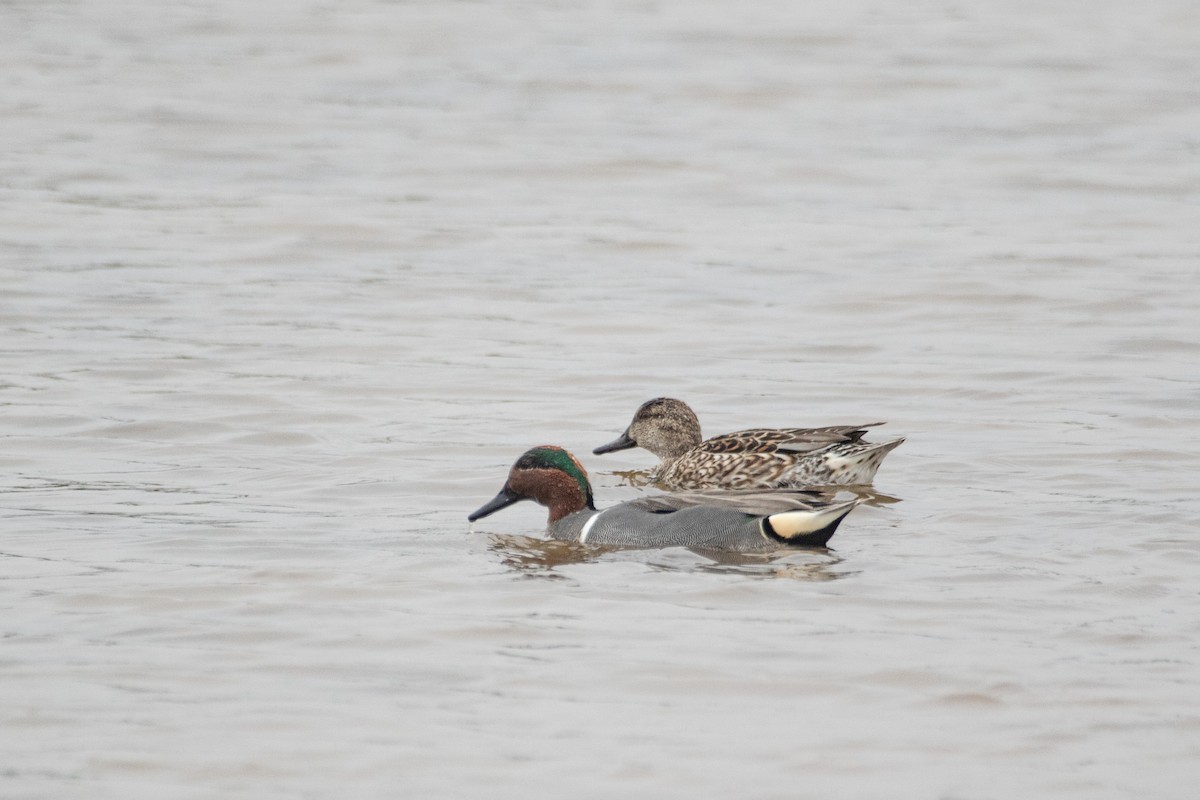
<box><xmin>468</xmin><ymin>486</ymin><xmax>523</xmax><ymax>521</ymax></box>
<box><xmin>592</xmin><ymin>430</ymin><xmax>636</xmax><ymax>455</ymax></box>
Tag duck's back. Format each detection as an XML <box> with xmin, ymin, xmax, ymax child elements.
<box><xmin>660</xmin><ymin>434</ymin><xmax>904</xmax><ymax>489</ymax></box>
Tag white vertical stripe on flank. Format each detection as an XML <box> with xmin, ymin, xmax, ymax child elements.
<box><xmin>579</xmin><ymin>510</ymin><xmax>604</xmax><ymax>543</ymax></box>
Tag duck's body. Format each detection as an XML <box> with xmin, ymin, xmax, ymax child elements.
<box><xmin>594</xmin><ymin>398</ymin><xmax>904</xmax><ymax>490</ymax></box>
<box><xmin>546</xmin><ymin>490</ymin><xmax>857</xmax><ymax>551</ymax></box>
<box><xmin>469</xmin><ymin>446</ymin><xmax>857</xmax><ymax>553</ymax></box>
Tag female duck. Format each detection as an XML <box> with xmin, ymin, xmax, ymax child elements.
<box><xmin>468</xmin><ymin>446</ymin><xmax>858</xmax><ymax>553</ymax></box>
<box><xmin>593</xmin><ymin>397</ymin><xmax>904</xmax><ymax>489</ymax></box>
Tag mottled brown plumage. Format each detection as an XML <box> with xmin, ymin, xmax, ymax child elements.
<box><xmin>593</xmin><ymin>397</ymin><xmax>904</xmax><ymax>490</ymax></box>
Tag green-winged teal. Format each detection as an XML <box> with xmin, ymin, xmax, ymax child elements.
<box><xmin>468</xmin><ymin>446</ymin><xmax>858</xmax><ymax>552</ymax></box>
<box><xmin>593</xmin><ymin>397</ymin><xmax>904</xmax><ymax>489</ymax></box>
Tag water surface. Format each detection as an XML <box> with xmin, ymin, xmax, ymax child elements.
<box><xmin>3</xmin><ymin>1</ymin><xmax>1199</xmax><ymax>797</ymax></box>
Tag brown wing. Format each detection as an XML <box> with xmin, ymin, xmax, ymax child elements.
<box><xmin>695</xmin><ymin>423</ymin><xmax>885</xmax><ymax>455</ymax></box>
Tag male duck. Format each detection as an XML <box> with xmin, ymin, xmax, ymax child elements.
<box><xmin>593</xmin><ymin>397</ymin><xmax>904</xmax><ymax>490</ymax></box>
<box><xmin>468</xmin><ymin>445</ymin><xmax>859</xmax><ymax>553</ymax></box>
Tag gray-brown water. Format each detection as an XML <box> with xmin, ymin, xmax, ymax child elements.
<box><xmin>3</xmin><ymin>1</ymin><xmax>1199</xmax><ymax>797</ymax></box>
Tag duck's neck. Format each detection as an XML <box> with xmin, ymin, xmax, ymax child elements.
<box><xmin>651</xmin><ymin>431</ymin><xmax>701</xmax><ymax>462</ymax></box>
<box><xmin>658</xmin><ymin>444</ymin><xmax>693</xmax><ymax>462</ymax></box>
<box><xmin>545</xmin><ymin>478</ymin><xmax>595</xmax><ymax>523</ymax></box>
<box><xmin>548</xmin><ymin>502</ymin><xmax>591</xmax><ymax>524</ymax></box>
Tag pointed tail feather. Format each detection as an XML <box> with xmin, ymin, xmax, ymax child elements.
<box><xmin>866</xmin><ymin>436</ymin><xmax>905</xmax><ymax>454</ymax></box>
<box><xmin>825</xmin><ymin>437</ymin><xmax>905</xmax><ymax>484</ymax></box>
<box><xmin>760</xmin><ymin>499</ymin><xmax>859</xmax><ymax>547</ymax></box>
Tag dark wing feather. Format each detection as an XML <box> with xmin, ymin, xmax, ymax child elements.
<box><xmin>627</xmin><ymin>488</ymin><xmax>839</xmax><ymax>516</ymax></box>
<box><xmin>695</xmin><ymin>423</ymin><xmax>886</xmax><ymax>455</ymax></box>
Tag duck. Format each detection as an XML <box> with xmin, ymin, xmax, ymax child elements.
<box><xmin>468</xmin><ymin>445</ymin><xmax>859</xmax><ymax>553</ymax></box>
<box><xmin>593</xmin><ymin>397</ymin><xmax>904</xmax><ymax>490</ymax></box>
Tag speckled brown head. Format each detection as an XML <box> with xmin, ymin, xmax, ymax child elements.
<box><xmin>593</xmin><ymin>397</ymin><xmax>703</xmax><ymax>461</ymax></box>
<box><xmin>468</xmin><ymin>446</ymin><xmax>596</xmax><ymax>524</ymax></box>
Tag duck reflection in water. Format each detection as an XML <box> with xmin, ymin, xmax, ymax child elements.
<box><xmin>484</xmin><ymin>533</ymin><xmax>854</xmax><ymax>581</ymax></box>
